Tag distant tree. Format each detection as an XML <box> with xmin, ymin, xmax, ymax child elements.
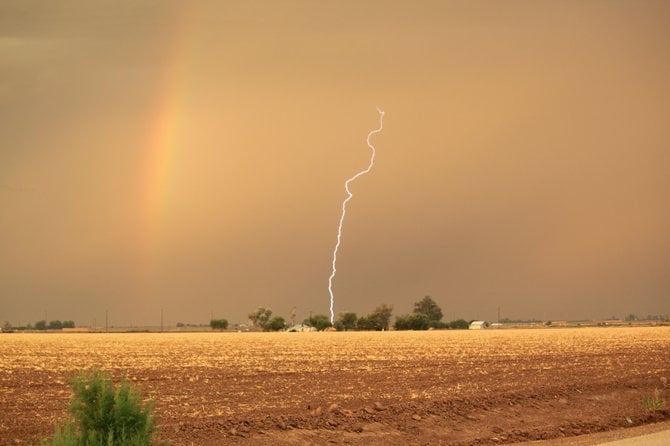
<box><xmin>394</xmin><ymin>312</ymin><xmax>429</xmax><ymax>330</ymax></box>
<box><xmin>176</xmin><ymin>322</ymin><xmax>185</xmax><ymax>328</ymax></box>
<box><xmin>448</xmin><ymin>319</ymin><xmax>469</xmax><ymax>330</ymax></box>
<box><xmin>356</xmin><ymin>316</ymin><xmax>374</xmax><ymax>331</ymax></box>
<box><xmin>545</xmin><ymin>320</ymin><xmax>552</xmax><ymax>326</ymax></box>
<box><xmin>210</xmin><ymin>319</ymin><xmax>228</xmax><ymax>331</ymax></box>
<box><xmin>368</xmin><ymin>304</ymin><xmax>393</xmax><ymax>331</ymax></box>
<box><xmin>394</xmin><ymin>315</ymin><xmax>409</xmax><ymax>330</ymax></box>
<box><xmin>336</xmin><ymin>312</ymin><xmax>357</xmax><ymax>331</ymax></box>
<box><xmin>249</xmin><ymin>307</ymin><xmax>273</xmax><ymax>330</ymax></box>
<box><xmin>625</xmin><ymin>313</ymin><xmax>637</xmax><ymax>322</ymax></box>
<box><xmin>2</xmin><ymin>321</ymin><xmax>12</xmax><ymax>331</ymax></box>
<box><xmin>304</xmin><ymin>314</ymin><xmax>332</xmax><ymax>331</ymax></box>
<box><xmin>48</xmin><ymin>320</ymin><xmax>63</xmax><ymax>330</ymax></box>
<box><xmin>413</xmin><ymin>296</ymin><xmax>443</xmax><ymax>323</ymax></box>
<box><xmin>265</xmin><ymin>316</ymin><xmax>286</xmax><ymax>331</ymax></box>
<box><xmin>35</xmin><ymin>320</ymin><xmax>47</xmax><ymax>330</ymax></box>
<box><xmin>430</xmin><ymin>320</ymin><xmax>448</xmax><ymax>329</ymax></box>
<box><xmin>62</xmin><ymin>320</ymin><xmax>75</xmax><ymax>328</ymax></box>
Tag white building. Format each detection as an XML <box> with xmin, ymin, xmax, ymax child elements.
<box><xmin>469</xmin><ymin>320</ymin><xmax>489</xmax><ymax>330</ymax></box>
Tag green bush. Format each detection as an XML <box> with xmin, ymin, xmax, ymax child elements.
<box><xmin>643</xmin><ymin>388</ymin><xmax>665</xmax><ymax>413</ymax></box>
<box><xmin>43</xmin><ymin>370</ymin><xmax>165</xmax><ymax>446</ymax></box>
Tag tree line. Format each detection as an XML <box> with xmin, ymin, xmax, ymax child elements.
<box><xmin>3</xmin><ymin>320</ymin><xmax>76</xmax><ymax>331</ymax></box>
<box><xmin>225</xmin><ymin>296</ymin><xmax>471</xmax><ymax>332</ymax></box>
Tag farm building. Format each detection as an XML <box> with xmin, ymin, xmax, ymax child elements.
<box><xmin>469</xmin><ymin>321</ymin><xmax>489</xmax><ymax>330</ymax></box>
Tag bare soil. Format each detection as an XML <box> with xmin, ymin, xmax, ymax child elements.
<box><xmin>0</xmin><ymin>328</ymin><xmax>668</xmax><ymax>445</ymax></box>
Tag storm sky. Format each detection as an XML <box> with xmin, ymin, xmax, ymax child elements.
<box><xmin>1</xmin><ymin>1</ymin><xmax>668</xmax><ymax>326</ymax></box>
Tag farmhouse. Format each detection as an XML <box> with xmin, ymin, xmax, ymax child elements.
<box><xmin>469</xmin><ymin>320</ymin><xmax>489</xmax><ymax>330</ymax></box>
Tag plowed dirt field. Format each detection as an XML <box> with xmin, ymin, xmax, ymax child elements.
<box><xmin>1</xmin><ymin>327</ymin><xmax>669</xmax><ymax>445</ymax></box>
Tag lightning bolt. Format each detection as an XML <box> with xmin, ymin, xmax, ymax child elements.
<box><xmin>328</xmin><ymin>107</ymin><xmax>385</xmax><ymax>323</ymax></box>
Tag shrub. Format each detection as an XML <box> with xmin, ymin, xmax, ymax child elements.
<box><xmin>43</xmin><ymin>369</ymin><xmax>164</xmax><ymax>445</ymax></box>
<box><xmin>643</xmin><ymin>388</ymin><xmax>665</xmax><ymax>414</ymax></box>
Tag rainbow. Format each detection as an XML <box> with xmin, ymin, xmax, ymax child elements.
<box><xmin>139</xmin><ymin>12</ymin><xmax>192</xmax><ymax>279</ymax></box>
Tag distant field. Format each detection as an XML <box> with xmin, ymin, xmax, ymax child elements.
<box><xmin>1</xmin><ymin>328</ymin><xmax>669</xmax><ymax>445</ymax></box>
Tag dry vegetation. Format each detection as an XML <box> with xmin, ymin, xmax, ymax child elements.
<box><xmin>1</xmin><ymin>327</ymin><xmax>669</xmax><ymax>445</ymax></box>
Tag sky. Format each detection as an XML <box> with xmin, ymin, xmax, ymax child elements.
<box><xmin>1</xmin><ymin>1</ymin><xmax>668</xmax><ymax>327</ymax></box>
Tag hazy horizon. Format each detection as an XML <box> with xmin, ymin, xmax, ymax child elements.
<box><xmin>1</xmin><ymin>1</ymin><xmax>669</xmax><ymax>327</ymax></box>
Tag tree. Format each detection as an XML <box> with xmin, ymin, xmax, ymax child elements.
<box><xmin>449</xmin><ymin>319</ymin><xmax>469</xmax><ymax>330</ymax></box>
<box><xmin>304</xmin><ymin>314</ymin><xmax>332</xmax><ymax>331</ymax></box>
<box><xmin>394</xmin><ymin>312</ymin><xmax>429</xmax><ymax>330</ymax></box>
<box><xmin>356</xmin><ymin>316</ymin><xmax>374</xmax><ymax>330</ymax></box>
<box><xmin>625</xmin><ymin>313</ymin><xmax>637</xmax><ymax>322</ymax></box>
<box><xmin>368</xmin><ymin>304</ymin><xmax>393</xmax><ymax>331</ymax></box>
<box><xmin>2</xmin><ymin>321</ymin><xmax>12</xmax><ymax>332</ymax></box>
<box><xmin>210</xmin><ymin>319</ymin><xmax>228</xmax><ymax>331</ymax></box>
<box><xmin>265</xmin><ymin>316</ymin><xmax>286</xmax><ymax>331</ymax></box>
<box><xmin>48</xmin><ymin>320</ymin><xmax>63</xmax><ymax>330</ymax></box>
<box><xmin>35</xmin><ymin>320</ymin><xmax>47</xmax><ymax>330</ymax></box>
<box><xmin>336</xmin><ymin>312</ymin><xmax>357</xmax><ymax>331</ymax></box>
<box><xmin>62</xmin><ymin>320</ymin><xmax>75</xmax><ymax>328</ymax></box>
<box><xmin>248</xmin><ymin>307</ymin><xmax>272</xmax><ymax>329</ymax></box>
<box><xmin>414</xmin><ymin>296</ymin><xmax>443</xmax><ymax>323</ymax></box>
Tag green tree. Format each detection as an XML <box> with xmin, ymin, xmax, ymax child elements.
<box><xmin>625</xmin><ymin>313</ymin><xmax>637</xmax><ymax>322</ymax></box>
<box><xmin>336</xmin><ymin>312</ymin><xmax>357</xmax><ymax>331</ymax></box>
<box><xmin>48</xmin><ymin>320</ymin><xmax>63</xmax><ymax>330</ymax></box>
<box><xmin>265</xmin><ymin>316</ymin><xmax>286</xmax><ymax>331</ymax></box>
<box><xmin>356</xmin><ymin>316</ymin><xmax>374</xmax><ymax>330</ymax></box>
<box><xmin>248</xmin><ymin>307</ymin><xmax>273</xmax><ymax>329</ymax></box>
<box><xmin>210</xmin><ymin>319</ymin><xmax>228</xmax><ymax>331</ymax></box>
<box><xmin>449</xmin><ymin>319</ymin><xmax>469</xmax><ymax>329</ymax></box>
<box><xmin>304</xmin><ymin>314</ymin><xmax>332</xmax><ymax>331</ymax></box>
<box><xmin>413</xmin><ymin>295</ymin><xmax>443</xmax><ymax>323</ymax></box>
<box><xmin>35</xmin><ymin>320</ymin><xmax>47</xmax><ymax>330</ymax></box>
<box><xmin>368</xmin><ymin>304</ymin><xmax>393</xmax><ymax>331</ymax></box>
<box><xmin>62</xmin><ymin>320</ymin><xmax>75</xmax><ymax>329</ymax></box>
<box><xmin>394</xmin><ymin>312</ymin><xmax>430</xmax><ymax>330</ymax></box>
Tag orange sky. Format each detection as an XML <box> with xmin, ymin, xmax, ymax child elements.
<box><xmin>1</xmin><ymin>1</ymin><xmax>668</xmax><ymax>326</ymax></box>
